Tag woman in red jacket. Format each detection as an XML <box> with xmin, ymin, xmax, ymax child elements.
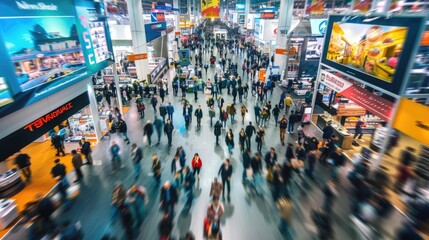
<box><xmin>191</xmin><ymin>153</ymin><xmax>203</xmax><ymax>181</ymax></box>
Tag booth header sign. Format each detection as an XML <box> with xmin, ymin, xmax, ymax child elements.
<box><xmin>320</xmin><ymin>70</ymin><xmax>394</xmax><ymax>121</ymax></box>
<box><xmin>201</xmin><ymin>0</ymin><xmax>220</xmax><ymax>18</ymax></box>
<box><xmin>393</xmin><ymin>99</ymin><xmax>429</xmax><ymax>146</ymax></box>
<box><xmin>128</xmin><ymin>53</ymin><xmax>148</xmax><ymax>61</ymax></box>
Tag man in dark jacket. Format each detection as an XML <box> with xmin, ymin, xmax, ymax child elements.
<box><xmin>218</xmin><ymin>159</ymin><xmax>233</xmax><ymax>201</ymax></box>
<box><xmin>80</xmin><ymin>139</ymin><xmax>93</xmax><ymax>165</ymax></box>
<box><xmin>15</xmin><ymin>152</ymin><xmax>32</xmax><ymax>182</ymax></box>
<box><xmin>144</xmin><ymin>120</ymin><xmax>154</xmax><ymax>147</ymax></box>
<box><xmin>264</xmin><ymin>147</ymin><xmax>278</xmax><ymax>170</ymax></box>
<box><xmin>166</xmin><ymin>102</ymin><xmax>175</xmax><ymax>123</ymax></box>
<box><xmin>183</xmin><ymin>166</ymin><xmax>195</xmax><ymax>207</ymax></box>
<box><xmin>118</xmin><ymin>119</ymin><xmax>130</xmax><ymax>144</ymax></box>
<box><xmin>245</xmin><ymin>122</ymin><xmax>256</xmax><ymax>150</ymax></box>
<box><xmin>214</xmin><ymin>120</ymin><xmax>222</xmax><ymax>145</ymax></box>
<box><xmin>159</xmin><ymin>104</ymin><xmax>167</xmax><ymax>123</ymax></box>
<box><xmin>51</xmin><ymin>159</ymin><xmax>66</xmax><ymax>180</ymax></box>
<box><xmin>288</xmin><ymin>111</ymin><xmax>298</xmax><ymax>133</ymax></box>
<box><xmin>322</xmin><ymin>123</ymin><xmax>335</xmax><ymax>146</ymax></box>
<box><xmin>242</xmin><ymin>149</ymin><xmax>251</xmax><ymax>182</ymax></box>
<box><xmin>151</xmin><ymin>95</ymin><xmax>158</xmax><ymax>113</ymax></box>
<box><xmin>160</xmin><ymin>181</ymin><xmax>178</xmax><ymax>216</ymax></box>
<box><xmin>52</xmin><ymin>134</ymin><xmax>65</xmax><ymax>157</ymax></box>
<box><xmin>154</xmin><ymin>117</ymin><xmax>163</xmax><ymax>145</ymax></box>
<box><xmin>254</xmin><ymin>104</ymin><xmax>261</xmax><ymax>125</ymax></box>
<box><xmin>71</xmin><ymin>150</ymin><xmax>83</xmax><ymax>182</ymax></box>
<box><xmin>194</xmin><ymin>105</ymin><xmax>203</xmax><ymax>128</ymax></box>
<box><xmin>164</xmin><ymin>119</ymin><xmax>174</xmax><ymax>147</ymax></box>
<box><xmin>159</xmin><ymin>211</ymin><xmax>174</xmax><ymax>239</ymax></box>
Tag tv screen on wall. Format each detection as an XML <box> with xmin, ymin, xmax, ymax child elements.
<box><xmin>321</xmin><ymin>14</ymin><xmax>425</xmax><ymax>95</ymax></box>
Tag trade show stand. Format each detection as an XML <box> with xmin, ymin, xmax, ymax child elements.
<box><xmin>0</xmin><ymin>169</ymin><xmax>25</xmax><ymax>199</ymax></box>
<box><xmin>317</xmin><ymin>114</ymin><xmax>353</xmax><ymax>150</ymax></box>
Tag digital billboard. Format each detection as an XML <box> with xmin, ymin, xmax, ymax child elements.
<box><xmin>321</xmin><ymin>15</ymin><xmax>425</xmax><ymax>95</ymax></box>
<box><xmin>201</xmin><ymin>0</ymin><xmax>220</xmax><ymax>18</ymax></box>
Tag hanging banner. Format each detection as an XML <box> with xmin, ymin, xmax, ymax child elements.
<box><xmin>306</xmin><ymin>0</ymin><xmax>325</xmax><ymax>14</ymax></box>
<box><xmin>393</xmin><ymin>98</ymin><xmax>429</xmax><ymax>146</ymax></box>
<box><xmin>352</xmin><ymin>0</ymin><xmax>374</xmax><ymax>13</ymax></box>
<box><xmin>201</xmin><ymin>0</ymin><xmax>220</xmax><ymax>18</ymax></box>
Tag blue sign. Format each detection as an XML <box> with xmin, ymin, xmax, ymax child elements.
<box><xmin>145</xmin><ymin>21</ymin><xmax>167</xmax><ymax>43</ymax></box>
<box><xmin>236</xmin><ymin>3</ymin><xmax>245</xmax><ymax>11</ymax></box>
<box><xmin>310</xmin><ymin>19</ymin><xmax>327</xmax><ymax>36</ymax></box>
<box><xmin>179</xmin><ymin>49</ymin><xmax>190</xmax><ymax>66</ymax></box>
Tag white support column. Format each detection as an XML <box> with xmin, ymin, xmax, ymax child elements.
<box><xmin>274</xmin><ymin>0</ymin><xmax>294</xmax><ymax>80</ymax></box>
<box><xmin>244</xmin><ymin>0</ymin><xmax>250</xmax><ymax>26</ymax></box>
<box><xmin>87</xmin><ymin>83</ymin><xmax>102</xmax><ymax>141</ymax></box>
<box><xmin>127</xmin><ymin>0</ymin><xmax>150</xmax><ymax>81</ymax></box>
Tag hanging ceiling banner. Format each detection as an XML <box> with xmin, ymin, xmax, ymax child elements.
<box><xmin>201</xmin><ymin>0</ymin><xmax>220</xmax><ymax>18</ymax></box>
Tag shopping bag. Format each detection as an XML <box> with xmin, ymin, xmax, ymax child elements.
<box><xmin>143</xmin><ymin>135</ymin><xmax>148</xmax><ymax>144</ymax></box>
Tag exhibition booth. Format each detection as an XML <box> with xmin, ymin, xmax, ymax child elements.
<box><xmin>310</xmin><ymin>14</ymin><xmax>429</xmax><ymax>215</ymax></box>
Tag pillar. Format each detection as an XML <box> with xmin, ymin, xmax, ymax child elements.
<box><xmin>244</xmin><ymin>0</ymin><xmax>250</xmax><ymax>27</ymax></box>
<box><xmin>173</xmin><ymin>0</ymin><xmax>181</xmax><ymax>48</ymax></box>
<box><xmin>87</xmin><ymin>83</ymin><xmax>103</xmax><ymax>141</ymax></box>
<box><xmin>127</xmin><ymin>0</ymin><xmax>150</xmax><ymax>81</ymax></box>
<box><xmin>274</xmin><ymin>0</ymin><xmax>294</xmax><ymax>80</ymax></box>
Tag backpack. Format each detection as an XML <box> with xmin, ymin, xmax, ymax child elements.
<box><xmin>223</xmin><ymin>111</ymin><xmax>228</xmax><ymax>119</ymax></box>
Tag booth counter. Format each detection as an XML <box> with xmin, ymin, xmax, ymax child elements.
<box><xmin>317</xmin><ymin>114</ymin><xmax>354</xmax><ymax>150</ymax></box>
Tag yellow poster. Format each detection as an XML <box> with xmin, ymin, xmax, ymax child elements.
<box><xmin>201</xmin><ymin>0</ymin><xmax>220</xmax><ymax>18</ymax></box>
<box><xmin>393</xmin><ymin>98</ymin><xmax>429</xmax><ymax>146</ymax></box>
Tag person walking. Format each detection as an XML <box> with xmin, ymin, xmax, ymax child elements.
<box><xmin>353</xmin><ymin>118</ymin><xmax>365</xmax><ymax>140</ymax></box>
<box><xmin>229</xmin><ymin>104</ymin><xmax>237</xmax><ymax>123</ymax></box>
<box><xmin>194</xmin><ymin>105</ymin><xmax>203</xmax><ymax>128</ymax></box>
<box><xmin>151</xmin><ymin>154</ymin><xmax>162</xmax><ymax>183</ymax></box>
<box><xmin>159</xmin><ymin>211</ymin><xmax>174</xmax><ymax>240</ymax></box>
<box><xmin>131</xmin><ymin>143</ymin><xmax>143</xmax><ymax>181</ymax></box>
<box><xmin>214</xmin><ymin>120</ymin><xmax>222</xmax><ymax>145</ymax></box>
<box><xmin>111</xmin><ymin>182</ymin><xmax>126</xmax><ymax>222</ymax></box>
<box><xmin>272</xmin><ymin>104</ymin><xmax>280</xmax><ymax>127</ymax></box>
<box><xmin>183</xmin><ymin>166</ymin><xmax>195</xmax><ymax>208</ymax></box>
<box><xmin>136</xmin><ymin>99</ymin><xmax>145</xmax><ymax>119</ymax></box>
<box><xmin>279</xmin><ymin>115</ymin><xmax>288</xmax><ymax>146</ymax></box>
<box><xmin>154</xmin><ymin>117</ymin><xmax>163</xmax><ymax>145</ymax></box>
<box><xmin>284</xmin><ymin>95</ymin><xmax>293</xmax><ymax>115</ymax></box>
<box><xmin>288</xmin><ymin>111</ymin><xmax>297</xmax><ymax>133</ymax></box>
<box><xmin>305</xmin><ymin>149</ymin><xmax>317</xmax><ymax>179</ymax></box>
<box><xmin>217</xmin><ymin>96</ymin><xmax>224</xmax><ymax>114</ymax></box>
<box><xmin>321</xmin><ymin>122</ymin><xmax>335</xmax><ymax>146</ymax></box>
<box><xmin>210</xmin><ymin>177</ymin><xmax>223</xmax><ymax>199</ymax></box>
<box><xmin>220</xmin><ymin>109</ymin><xmax>228</xmax><ymax>128</ymax></box>
<box><xmin>171</xmin><ymin>154</ymin><xmax>184</xmax><ymax>187</ymax></box>
<box><xmin>251</xmin><ymin>153</ymin><xmax>263</xmax><ymax>195</ymax></box>
<box><xmin>191</xmin><ymin>153</ymin><xmax>203</xmax><ymax>181</ymax></box>
<box><xmin>117</xmin><ymin>119</ymin><xmax>130</xmax><ymax>144</ymax></box>
<box><xmin>151</xmin><ymin>95</ymin><xmax>158</xmax><ymax>113</ymax></box>
<box><xmin>159</xmin><ymin>104</ymin><xmax>167</xmax><ymax>123</ymax></box>
<box><xmin>144</xmin><ymin>120</ymin><xmax>154</xmax><ymax>147</ymax></box>
<box><xmin>166</xmin><ymin>102</ymin><xmax>174</xmax><ymax>123</ymax></box>
<box><xmin>254</xmin><ymin>104</ymin><xmax>261</xmax><ymax>125</ymax></box>
<box><xmin>256</xmin><ymin>127</ymin><xmax>265</xmax><ymax>153</ymax></box>
<box><xmin>238</xmin><ymin>85</ymin><xmax>244</xmax><ymax>103</ymax></box>
<box><xmin>206</xmin><ymin>196</ymin><xmax>224</xmax><ymax>227</ymax></box>
<box><xmin>238</xmin><ymin>128</ymin><xmax>247</xmax><ymax>152</ymax></box>
<box><xmin>14</xmin><ymin>152</ymin><xmax>32</xmax><ymax>182</ymax></box>
<box><xmin>110</xmin><ymin>141</ymin><xmax>123</xmax><ymax>172</ymax></box>
<box><xmin>240</xmin><ymin>105</ymin><xmax>248</xmax><ymax>124</ymax></box>
<box><xmin>245</xmin><ymin>122</ymin><xmax>256</xmax><ymax>150</ymax></box>
<box><xmin>276</xmin><ymin>197</ymin><xmax>293</xmax><ymax>239</ymax></box>
<box><xmin>164</xmin><ymin>119</ymin><xmax>174</xmax><ymax>147</ymax></box>
<box><xmin>51</xmin><ymin>158</ymin><xmax>67</xmax><ymax>182</ymax></box>
<box><xmin>323</xmin><ymin>180</ymin><xmax>337</xmax><ymax>214</ymax></box>
<box><xmin>225</xmin><ymin>129</ymin><xmax>235</xmax><ymax>155</ymax></box>
<box><xmin>79</xmin><ymin>138</ymin><xmax>93</xmax><ymax>165</ymax></box>
<box><xmin>218</xmin><ymin>159</ymin><xmax>233</xmax><ymax>201</ymax></box>
<box><xmin>52</xmin><ymin>134</ymin><xmax>66</xmax><ymax>157</ymax></box>
<box><xmin>71</xmin><ymin>150</ymin><xmax>83</xmax><ymax>183</ymax></box>
<box><xmin>160</xmin><ymin>181</ymin><xmax>178</xmax><ymax>216</ymax></box>
<box><xmin>264</xmin><ymin>147</ymin><xmax>278</xmax><ymax>177</ymax></box>
<box><xmin>208</xmin><ymin>105</ymin><xmax>216</xmax><ymax>127</ymax></box>
<box><xmin>126</xmin><ymin>184</ymin><xmax>148</xmax><ymax>226</ymax></box>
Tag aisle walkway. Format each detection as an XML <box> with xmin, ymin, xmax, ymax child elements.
<box><xmin>4</xmin><ymin>44</ymin><xmax>408</xmax><ymax>240</ymax></box>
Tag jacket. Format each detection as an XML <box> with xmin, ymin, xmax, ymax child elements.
<box><xmin>218</xmin><ymin>164</ymin><xmax>233</xmax><ymax>180</ymax></box>
<box><xmin>214</xmin><ymin>122</ymin><xmax>222</xmax><ymax>136</ymax></box>
<box><xmin>166</xmin><ymin>105</ymin><xmax>174</xmax><ymax>114</ymax></box>
<box><xmin>245</xmin><ymin>125</ymin><xmax>256</xmax><ymax>137</ymax></box>
<box><xmin>80</xmin><ymin>141</ymin><xmax>91</xmax><ymax>155</ymax></box>
<box><xmin>191</xmin><ymin>157</ymin><xmax>203</xmax><ymax>169</ymax></box>
<box><xmin>279</xmin><ymin>118</ymin><xmax>288</xmax><ymax>129</ymax></box>
<box><xmin>264</xmin><ymin>152</ymin><xmax>277</xmax><ymax>167</ymax></box>
<box><xmin>210</xmin><ymin>181</ymin><xmax>223</xmax><ymax>197</ymax></box>
<box><xmin>209</xmin><ymin>108</ymin><xmax>216</xmax><ymax>118</ymax></box>
<box><xmin>164</xmin><ymin>123</ymin><xmax>174</xmax><ymax>135</ymax></box>
<box><xmin>118</xmin><ymin>121</ymin><xmax>127</xmax><ymax>133</ymax></box>
<box><xmin>171</xmin><ymin>159</ymin><xmax>184</xmax><ymax>173</ymax></box>
<box><xmin>160</xmin><ymin>186</ymin><xmax>178</xmax><ymax>205</ymax></box>
<box><xmin>241</xmin><ymin>106</ymin><xmax>247</xmax><ymax>115</ymax></box>
<box><xmin>132</xmin><ymin>147</ymin><xmax>143</xmax><ymax>164</ymax></box>
<box><xmin>254</xmin><ymin>106</ymin><xmax>261</xmax><ymax>116</ymax></box>
<box><xmin>15</xmin><ymin>154</ymin><xmax>31</xmax><ymax>169</ymax></box>
<box><xmin>72</xmin><ymin>154</ymin><xmax>83</xmax><ymax>169</ymax></box>
<box><xmin>144</xmin><ymin>123</ymin><xmax>154</xmax><ymax>136</ymax></box>
<box><xmin>194</xmin><ymin>109</ymin><xmax>203</xmax><ymax>119</ymax></box>
<box><xmin>284</xmin><ymin>97</ymin><xmax>293</xmax><ymax>106</ymax></box>
<box><xmin>225</xmin><ymin>134</ymin><xmax>234</xmax><ymax>147</ymax></box>
<box><xmin>251</xmin><ymin>158</ymin><xmax>262</xmax><ymax>174</ymax></box>
<box><xmin>242</xmin><ymin>152</ymin><xmax>251</xmax><ymax>169</ymax></box>
<box><xmin>207</xmin><ymin>202</ymin><xmax>224</xmax><ymax>223</ymax></box>
<box><xmin>159</xmin><ymin>105</ymin><xmax>167</xmax><ymax>116</ymax></box>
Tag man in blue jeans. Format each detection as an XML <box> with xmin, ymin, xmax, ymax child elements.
<box><xmin>287</xmin><ymin>111</ymin><xmax>297</xmax><ymax>133</ymax></box>
<box><xmin>131</xmin><ymin>144</ymin><xmax>142</xmax><ymax>180</ymax></box>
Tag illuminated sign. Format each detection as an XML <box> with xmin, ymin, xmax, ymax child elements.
<box><xmin>261</xmin><ymin>12</ymin><xmax>275</xmax><ymax>19</ymax></box>
<box><xmin>16</xmin><ymin>1</ymin><xmax>58</xmax><ymax>11</ymax></box>
<box><xmin>24</xmin><ymin>102</ymin><xmax>73</xmax><ymax>132</ymax></box>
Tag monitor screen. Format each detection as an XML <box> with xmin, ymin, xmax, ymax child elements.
<box><xmin>321</xmin><ymin>15</ymin><xmax>425</xmax><ymax>95</ymax></box>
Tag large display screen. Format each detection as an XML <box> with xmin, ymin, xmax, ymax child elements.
<box><xmin>321</xmin><ymin>15</ymin><xmax>425</xmax><ymax>95</ymax></box>
<box><xmin>0</xmin><ymin>17</ymin><xmax>84</xmax><ymax>92</ymax></box>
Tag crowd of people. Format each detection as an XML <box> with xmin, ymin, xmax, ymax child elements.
<box><xmin>16</xmin><ymin>19</ymin><xmax>427</xmax><ymax>240</ymax></box>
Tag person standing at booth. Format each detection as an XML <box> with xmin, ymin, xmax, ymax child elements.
<box><xmin>15</xmin><ymin>152</ymin><xmax>32</xmax><ymax>183</ymax></box>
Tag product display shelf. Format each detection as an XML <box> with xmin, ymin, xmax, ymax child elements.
<box><xmin>344</xmin><ymin>117</ymin><xmax>385</xmax><ymax>134</ymax></box>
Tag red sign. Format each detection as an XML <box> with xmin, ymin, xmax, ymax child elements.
<box><xmin>157</xmin><ymin>12</ymin><xmax>165</xmax><ymax>22</ymax></box>
<box><xmin>128</xmin><ymin>53</ymin><xmax>148</xmax><ymax>61</ymax></box>
<box><xmin>261</xmin><ymin>12</ymin><xmax>275</xmax><ymax>19</ymax></box>
<box><xmin>341</xmin><ymin>85</ymin><xmax>394</xmax><ymax>122</ymax></box>
<box><xmin>24</xmin><ymin>102</ymin><xmax>73</xmax><ymax>132</ymax></box>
